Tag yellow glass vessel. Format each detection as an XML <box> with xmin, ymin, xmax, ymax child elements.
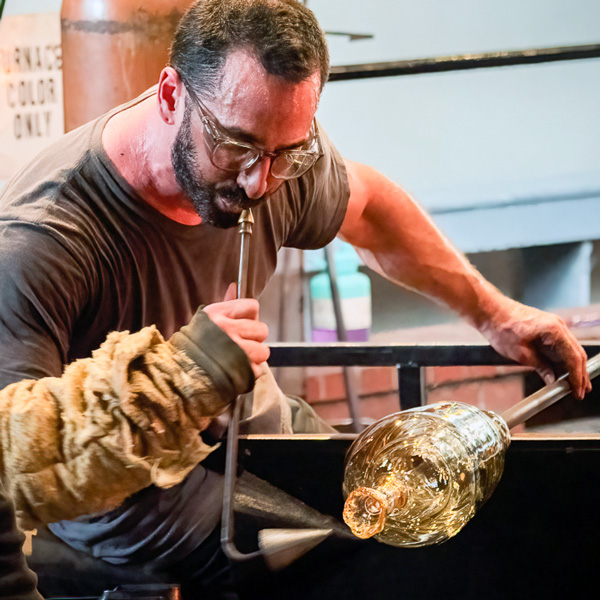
<box><xmin>343</xmin><ymin>401</ymin><xmax>510</xmax><ymax>547</ymax></box>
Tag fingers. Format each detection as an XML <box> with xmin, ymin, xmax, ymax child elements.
<box><xmin>516</xmin><ymin>346</ymin><xmax>556</xmax><ymax>386</ymax></box>
<box><xmin>534</xmin><ymin>323</ymin><xmax>590</xmax><ymax>400</ymax></box>
<box><xmin>225</xmin><ymin>332</ymin><xmax>270</xmax><ymax>379</ymax></box>
<box><xmin>486</xmin><ymin>304</ymin><xmax>591</xmax><ymax>400</ymax></box>
<box><xmin>565</xmin><ymin>344</ymin><xmax>592</xmax><ymax>400</ymax></box>
<box><xmin>224</xmin><ymin>317</ymin><xmax>269</xmax><ymax>343</ymax></box>
<box><xmin>565</xmin><ymin>339</ymin><xmax>591</xmax><ymax>400</ymax></box>
<box><xmin>545</xmin><ymin>325</ymin><xmax>589</xmax><ymax>399</ymax></box>
<box><xmin>513</xmin><ymin>341</ymin><xmax>588</xmax><ymax>400</ymax></box>
<box><xmin>562</xmin><ymin>329</ymin><xmax>590</xmax><ymax>398</ymax></box>
<box><xmin>203</xmin><ymin>297</ymin><xmax>260</xmax><ymax>321</ymax></box>
<box><xmin>224</xmin><ymin>282</ymin><xmax>238</xmax><ymax>301</ymax></box>
<box><xmin>574</xmin><ymin>334</ymin><xmax>592</xmax><ymax>397</ymax></box>
<box><xmin>203</xmin><ymin>311</ymin><xmax>269</xmax><ymax>344</ymax></box>
<box><xmin>234</xmin><ymin>339</ymin><xmax>270</xmax><ymax>378</ymax></box>
<box><xmin>537</xmin><ymin>366</ymin><xmax>556</xmax><ymax>387</ymax></box>
<box><xmin>203</xmin><ymin>298</ymin><xmax>269</xmax><ymax>378</ymax></box>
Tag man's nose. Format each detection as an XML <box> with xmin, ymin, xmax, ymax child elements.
<box><xmin>236</xmin><ymin>156</ymin><xmax>272</xmax><ymax>200</ymax></box>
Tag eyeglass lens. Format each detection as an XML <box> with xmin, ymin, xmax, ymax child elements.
<box><xmin>189</xmin><ymin>84</ymin><xmax>321</xmax><ymax>180</ymax></box>
<box><xmin>211</xmin><ymin>143</ymin><xmax>317</xmax><ymax>179</ymax></box>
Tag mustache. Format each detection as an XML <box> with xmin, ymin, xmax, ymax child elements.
<box><xmin>217</xmin><ymin>186</ymin><xmax>263</xmax><ymax>210</ymax></box>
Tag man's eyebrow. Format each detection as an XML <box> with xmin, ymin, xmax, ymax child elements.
<box><xmin>217</xmin><ymin>122</ymin><xmax>260</xmax><ymax>144</ymax></box>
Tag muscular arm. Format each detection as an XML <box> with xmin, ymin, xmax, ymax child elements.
<box><xmin>339</xmin><ymin>159</ymin><xmax>591</xmax><ymax>398</ymax></box>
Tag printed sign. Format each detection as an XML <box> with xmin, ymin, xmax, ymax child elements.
<box><xmin>0</xmin><ymin>12</ymin><xmax>64</xmax><ymax>181</ymax></box>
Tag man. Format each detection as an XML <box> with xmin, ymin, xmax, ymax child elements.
<box><xmin>0</xmin><ymin>0</ymin><xmax>590</xmax><ymax>597</ymax></box>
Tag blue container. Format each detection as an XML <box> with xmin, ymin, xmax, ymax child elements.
<box><xmin>307</xmin><ymin>242</ymin><xmax>371</xmax><ymax>342</ymax></box>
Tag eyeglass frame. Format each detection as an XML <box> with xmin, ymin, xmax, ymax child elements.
<box><xmin>181</xmin><ymin>80</ymin><xmax>324</xmax><ymax>180</ymax></box>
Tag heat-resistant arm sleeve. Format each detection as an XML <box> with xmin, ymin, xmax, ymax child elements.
<box><xmin>0</xmin><ymin>309</ymin><xmax>253</xmax><ymax>531</ymax></box>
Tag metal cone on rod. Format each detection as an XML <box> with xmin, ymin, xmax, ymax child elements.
<box><xmin>258</xmin><ymin>528</ymin><xmax>333</xmax><ymax>571</ymax></box>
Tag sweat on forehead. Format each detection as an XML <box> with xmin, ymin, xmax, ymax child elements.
<box><xmin>169</xmin><ymin>0</ymin><xmax>330</xmax><ymax>96</ymax></box>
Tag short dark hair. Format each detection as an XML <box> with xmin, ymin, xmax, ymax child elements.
<box><xmin>169</xmin><ymin>0</ymin><xmax>329</xmax><ymax>98</ymax></box>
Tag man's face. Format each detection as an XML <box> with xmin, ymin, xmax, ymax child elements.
<box><xmin>171</xmin><ymin>103</ymin><xmax>256</xmax><ymax>229</ymax></box>
<box><xmin>171</xmin><ymin>50</ymin><xmax>321</xmax><ymax>229</ymax></box>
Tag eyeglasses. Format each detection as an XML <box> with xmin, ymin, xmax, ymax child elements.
<box><xmin>183</xmin><ymin>83</ymin><xmax>323</xmax><ymax>180</ymax></box>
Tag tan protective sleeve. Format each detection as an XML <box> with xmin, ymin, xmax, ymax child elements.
<box><xmin>0</xmin><ymin>323</ymin><xmax>244</xmax><ymax>530</ymax></box>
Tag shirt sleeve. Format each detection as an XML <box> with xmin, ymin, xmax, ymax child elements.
<box><xmin>279</xmin><ymin>122</ymin><xmax>350</xmax><ymax>250</ymax></box>
<box><xmin>0</xmin><ymin>222</ymin><xmax>89</xmax><ymax>388</ymax></box>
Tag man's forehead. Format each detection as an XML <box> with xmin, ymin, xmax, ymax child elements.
<box><xmin>215</xmin><ymin>49</ymin><xmax>321</xmax><ymax>112</ymax></box>
<box><xmin>202</xmin><ymin>49</ymin><xmax>320</xmax><ymax>148</ymax></box>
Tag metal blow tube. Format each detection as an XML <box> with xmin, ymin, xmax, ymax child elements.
<box><xmin>221</xmin><ymin>209</ymin><xmax>261</xmax><ymax>564</ymax></box>
<box><xmin>236</xmin><ymin>209</ymin><xmax>254</xmax><ymax>301</ymax></box>
<box><xmin>220</xmin><ymin>209</ymin><xmax>334</xmax><ymax>571</ymax></box>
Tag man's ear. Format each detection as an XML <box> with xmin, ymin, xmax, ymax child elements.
<box><xmin>157</xmin><ymin>67</ymin><xmax>184</xmax><ymax>125</ymax></box>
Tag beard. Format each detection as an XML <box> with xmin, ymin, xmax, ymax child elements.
<box><xmin>171</xmin><ymin>106</ymin><xmax>258</xmax><ymax>229</ymax></box>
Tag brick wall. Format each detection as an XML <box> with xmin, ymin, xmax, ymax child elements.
<box><xmin>305</xmin><ymin>364</ymin><xmax>529</xmax><ymax>432</ymax></box>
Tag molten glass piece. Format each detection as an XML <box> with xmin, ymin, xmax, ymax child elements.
<box><xmin>343</xmin><ymin>402</ymin><xmax>510</xmax><ymax>547</ymax></box>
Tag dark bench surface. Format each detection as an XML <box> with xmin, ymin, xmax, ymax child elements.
<box><xmin>235</xmin><ymin>435</ymin><xmax>600</xmax><ymax>600</ymax></box>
